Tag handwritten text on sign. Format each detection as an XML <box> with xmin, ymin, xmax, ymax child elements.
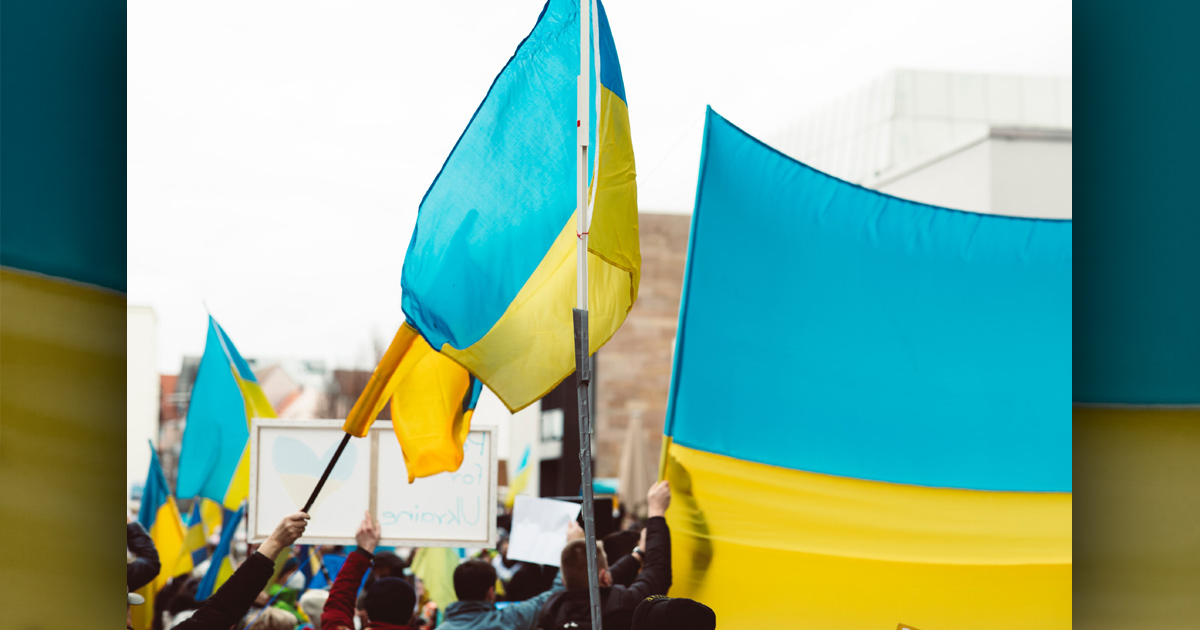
<box><xmin>376</xmin><ymin>431</ymin><xmax>494</xmax><ymax>544</ymax></box>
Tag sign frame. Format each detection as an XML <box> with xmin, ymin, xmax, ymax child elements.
<box><xmin>248</xmin><ymin>418</ymin><xmax>498</xmax><ymax>549</ymax></box>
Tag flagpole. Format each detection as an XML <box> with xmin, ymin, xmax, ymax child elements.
<box><xmin>574</xmin><ymin>1</ymin><xmax>603</xmax><ymax>629</ymax></box>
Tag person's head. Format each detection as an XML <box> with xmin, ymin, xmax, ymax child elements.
<box><xmin>560</xmin><ymin>540</ymin><xmax>611</xmax><ymax>590</ymax></box>
<box><xmin>453</xmin><ymin>559</ymin><xmax>498</xmax><ymax>602</ymax></box>
<box><xmin>631</xmin><ymin>596</ymin><xmax>716</xmax><ymax>630</ymax></box>
<box><xmin>246</xmin><ymin>607</ymin><xmax>298</xmax><ymax>630</ymax></box>
<box><xmin>276</xmin><ymin>557</ymin><xmax>300</xmax><ymax>585</ymax></box>
<box><xmin>370</xmin><ymin>551</ymin><xmax>407</xmax><ymax>581</ymax></box>
<box><xmin>299</xmin><ymin>590</ymin><xmax>329</xmax><ymax>630</ymax></box>
<box><xmin>363</xmin><ymin>577</ymin><xmax>417</xmax><ymax>625</ymax></box>
<box><xmin>602</xmin><ymin>529</ymin><xmax>641</xmax><ymax>561</ymax></box>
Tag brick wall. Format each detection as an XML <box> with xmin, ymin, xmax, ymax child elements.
<box><xmin>595</xmin><ymin>212</ymin><xmax>691</xmax><ymax>477</ymax></box>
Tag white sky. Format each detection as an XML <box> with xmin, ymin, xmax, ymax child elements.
<box><xmin>128</xmin><ymin>0</ymin><xmax>1071</xmax><ymax>374</ymax></box>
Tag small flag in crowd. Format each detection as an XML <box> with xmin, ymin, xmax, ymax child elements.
<box><xmin>131</xmin><ymin>445</ymin><xmax>192</xmax><ymax>630</ymax></box>
<box><xmin>200</xmin><ymin>497</ymin><xmax>225</xmax><ymax>538</ymax></box>
<box><xmin>505</xmin><ymin>445</ymin><xmax>533</xmax><ymax>510</ymax></box>
<box><xmin>196</xmin><ymin>504</ymin><xmax>246</xmax><ymax>601</ymax></box>
<box><xmin>346</xmin><ymin>0</ymin><xmax>639</xmax><ymax>480</ymax></box>
<box><xmin>176</xmin><ymin>316</ymin><xmax>277</xmax><ymax>510</ymax></box>
<box><xmin>182</xmin><ymin>502</ymin><xmax>210</xmax><ymax>569</ymax></box>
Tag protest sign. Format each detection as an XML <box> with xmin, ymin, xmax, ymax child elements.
<box><xmin>249</xmin><ymin>419</ymin><xmax>496</xmax><ymax>548</ymax></box>
<box><xmin>506</xmin><ymin>495</ymin><xmax>581</xmax><ymax>566</ymax></box>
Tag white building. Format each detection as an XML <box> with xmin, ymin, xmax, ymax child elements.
<box><xmin>767</xmin><ymin>69</ymin><xmax>1072</xmax><ymax>218</ymax></box>
<box><xmin>127</xmin><ymin>305</ymin><xmax>160</xmax><ymax>499</ymax></box>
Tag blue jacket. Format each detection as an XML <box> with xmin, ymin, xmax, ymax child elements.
<box><xmin>438</xmin><ymin>573</ymin><xmax>563</xmax><ymax>630</ymax></box>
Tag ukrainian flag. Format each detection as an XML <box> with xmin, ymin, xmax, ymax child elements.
<box><xmin>505</xmin><ymin>445</ymin><xmax>533</xmax><ymax>510</ymax></box>
<box><xmin>196</xmin><ymin>504</ymin><xmax>246</xmax><ymax>601</ymax></box>
<box><xmin>131</xmin><ymin>448</ymin><xmax>193</xmax><ymax>630</ymax></box>
<box><xmin>660</xmin><ymin>109</ymin><xmax>1072</xmax><ymax>629</ymax></box>
<box><xmin>346</xmin><ymin>0</ymin><xmax>638</xmax><ymax>476</ymax></box>
<box><xmin>183</xmin><ymin>502</ymin><xmax>210</xmax><ymax>569</ymax></box>
<box><xmin>177</xmin><ymin>316</ymin><xmax>277</xmax><ymax>509</ymax></box>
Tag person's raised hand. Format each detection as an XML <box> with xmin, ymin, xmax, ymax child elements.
<box><xmin>647</xmin><ymin>480</ymin><xmax>671</xmax><ymax>518</ymax></box>
<box><xmin>567</xmin><ymin>520</ymin><xmax>585</xmax><ymax>542</ymax></box>
<box><xmin>356</xmin><ymin>510</ymin><xmax>381</xmax><ymax>554</ymax></box>
<box><xmin>259</xmin><ymin>512</ymin><xmax>310</xmax><ymax>560</ymax></box>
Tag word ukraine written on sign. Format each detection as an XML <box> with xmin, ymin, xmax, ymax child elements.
<box><xmin>378</xmin><ymin>432</ymin><xmax>491</xmax><ymax>537</ymax></box>
<box><xmin>381</xmin><ymin>464</ymin><xmax>486</xmax><ymax>527</ymax></box>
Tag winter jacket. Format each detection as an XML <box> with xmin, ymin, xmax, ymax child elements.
<box><xmin>127</xmin><ymin>522</ymin><xmax>161</xmax><ymax>591</ymax></box>
<box><xmin>174</xmin><ymin>551</ymin><xmax>275</xmax><ymax>630</ymax></box>
<box><xmin>438</xmin><ymin>572</ymin><xmax>564</xmax><ymax>630</ymax></box>
<box><xmin>536</xmin><ymin>517</ymin><xmax>672</xmax><ymax>630</ymax></box>
<box><xmin>322</xmin><ymin>548</ymin><xmax>415</xmax><ymax>630</ymax></box>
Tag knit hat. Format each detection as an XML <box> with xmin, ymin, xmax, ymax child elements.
<box><xmin>631</xmin><ymin>595</ymin><xmax>716</xmax><ymax>630</ymax></box>
<box><xmin>364</xmin><ymin>577</ymin><xmax>417</xmax><ymax>625</ymax></box>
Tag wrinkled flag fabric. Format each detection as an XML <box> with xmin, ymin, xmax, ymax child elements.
<box><xmin>345</xmin><ymin>0</ymin><xmax>638</xmax><ymax>481</ymax></box>
<box><xmin>177</xmin><ymin>316</ymin><xmax>276</xmax><ymax>509</ymax></box>
<box><xmin>661</xmin><ymin>108</ymin><xmax>1072</xmax><ymax>629</ymax></box>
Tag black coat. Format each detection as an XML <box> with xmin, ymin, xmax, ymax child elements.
<box><xmin>175</xmin><ymin>552</ymin><xmax>275</xmax><ymax>630</ymax></box>
<box><xmin>537</xmin><ymin>517</ymin><xmax>672</xmax><ymax>630</ymax></box>
<box><xmin>127</xmin><ymin>523</ymin><xmax>161</xmax><ymax>592</ymax></box>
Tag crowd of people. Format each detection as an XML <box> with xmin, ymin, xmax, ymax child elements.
<box><xmin>127</xmin><ymin>481</ymin><xmax>715</xmax><ymax>630</ymax></box>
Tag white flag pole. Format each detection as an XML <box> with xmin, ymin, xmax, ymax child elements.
<box><xmin>575</xmin><ymin>1</ymin><xmax>604</xmax><ymax>629</ymax></box>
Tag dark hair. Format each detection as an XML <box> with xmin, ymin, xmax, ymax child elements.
<box><xmin>560</xmin><ymin>540</ymin><xmax>608</xmax><ymax>590</ymax></box>
<box><xmin>602</xmin><ymin>529</ymin><xmax>640</xmax><ymax>561</ymax></box>
<box><xmin>631</xmin><ymin>596</ymin><xmax>716</xmax><ymax>630</ymax></box>
<box><xmin>363</xmin><ymin>577</ymin><xmax>416</xmax><ymax>624</ymax></box>
<box><xmin>453</xmin><ymin>560</ymin><xmax>497</xmax><ymax>601</ymax></box>
<box><xmin>504</xmin><ymin>564</ymin><xmax>557</xmax><ymax>601</ymax></box>
<box><xmin>365</xmin><ymin>551</ymin><xmax>407</xmax><ymax>588</ymax></box>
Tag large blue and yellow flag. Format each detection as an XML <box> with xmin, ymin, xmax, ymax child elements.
<box><xmin>177</xmin><ymin>316</ymin><xmax>277</xmax><ymax>509</ymax></box>
<box><xmin>347</xmin><ymin>0</ymin><xmax>638</xmax><ymax>477</ymax></box>
<box><xmin>131</xmin><ymin>447</ymin><xmax>193</xmax><ymax>630</ymax></box>
<box><xmin>196</xmin><ymin>504</ymin><xmax>246</xmax><ymax>601</ymax></box>
<box><xmin>661</xmin><ymin>109</ymin><xmax>1072</xmax><ymax>629</ymax></box>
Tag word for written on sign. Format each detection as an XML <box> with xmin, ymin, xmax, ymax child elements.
<box><xmin>373</xmin><ymin>426</ymin><xmax>497</xmax><ymax>547</ymax></box>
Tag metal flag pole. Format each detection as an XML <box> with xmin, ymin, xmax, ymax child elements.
<box><xmin>574</xmin><ymin>1</ymin><xmax>603</xmax><ymax>628</ymax></box>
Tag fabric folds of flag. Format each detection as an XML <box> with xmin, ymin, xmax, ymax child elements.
<box><xmin>197</xmin><ymin>504</ymin><xmax>246</xmax><ymax>601</ymax></box>
<box><xmin>660</xmin><ymin>109</ymin><xmax>1072</xmax><ymax>629</ymax></box>
<box><xmin>131</xmin><ymin>448</ymin><xmax>192</xmax><ymax>630</ymax></box>
<box><xmin>177</xmin><ymin>316</ymin><xmax>277</xmax><ymax>509</ymax></box>
<box><xmin>343</xmin><ymin>322</ymin><xmax>482</xmax><ymax>482</ymax></box>
<box><xmin>346</xmin><ymin>0</ymin><xmax>639</xmax><ymax>480</ymax></box>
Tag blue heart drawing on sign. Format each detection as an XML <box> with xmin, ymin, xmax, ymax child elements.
<box><xmin>272</xmin><ymin>436</ymin><xmax>357</xmax><ymax>511</ymax></box>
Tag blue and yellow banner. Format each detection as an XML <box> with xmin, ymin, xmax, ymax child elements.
<box><xmin>661</xmin><ymin>108</ymin><xmax>1072</xmax><ymax>629</ymax></box>
<box><xmin>177</xmin><ymin>316</ymin><xmax>277</xmax><ymax>509</ymax></box>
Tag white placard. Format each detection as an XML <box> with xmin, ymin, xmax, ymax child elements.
<box><xmin>249</xmin><ymin>419</ymin><xmax>496</xmax><ymax>548</ymax></box>
<box><xmin>506</xmin><ymin>495</ymin><xmax>581</xmax><ymax>567</ymax></box>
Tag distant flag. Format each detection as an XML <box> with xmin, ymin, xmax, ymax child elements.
<box><xmin>181</xmin><ymin>502</ymin><xmax>210</xmax><ymax>569</ymax></box>
<box><xmin>410</xmin><ymin>547</ymin><xmax>461</xmax><ymax>610</ymax></box>
<box><xmin>131</xmin><ymin>446</ymin><xmax>192</xmax><ymax>630</ymax></box>
<box><xmin>298</xmin><ymin>544</ymin><xmax>330</xmax><ymax>590</ymax></box>
<box><xmin>177</xmin><ymin>316</ymin><xmax>276</xmax><ymax>510</ymax></box>
<box><xmin>504</xmin><ymin>445</ymin><xmax>533</xmax><ymax>510</ymax></box>
<box><xmin>200</xmin><ymin>497</ymin><xmax>224</xmax><ymax>538</ymax></box>
<box><xmin>346</xmin><ymin>0</ymin><xmax>639</xmax><ymax>479</ymax></box>
<box><xmin>196</xmin><ymin>504</ymin><xmax>246</xmax><ymax>601</ymax></box>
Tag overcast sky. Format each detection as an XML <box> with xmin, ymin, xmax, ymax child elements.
<box><xmin>128</xmin><ymin>0</ymin><xmax>1071</xmax><ymax>375</ymax></box>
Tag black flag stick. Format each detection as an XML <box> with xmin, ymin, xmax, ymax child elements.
<box><xmin>302</xmin><ymin>432</ymin><xmax>353</xmax><ymax>514</ymax></box>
